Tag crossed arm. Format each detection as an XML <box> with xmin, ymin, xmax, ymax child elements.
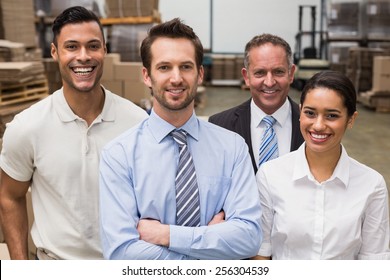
<box><xmin>137</xmin><ymin>211</ymin><xmax>226</xmax><ymax>247</ymax></box>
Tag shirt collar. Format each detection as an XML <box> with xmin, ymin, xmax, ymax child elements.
<box><xmin>292</xmin><ymin>143</ymin><xmax>350</xmax><ymax>188</ymax></box>
<box><xmin>99</xmin><ymin>87</ymin><xmax>116</xmax><ymax>121</ymax></box>
<box><xmin>251</xmin><ymin>98</ymin><xmax>290</xmax><ymax>127</ymax></box>
<box><xmin>148</xmin><ymin>109</ymin><xmax>200</xmax><ymax>143</ymax></box>
<box><xmin>330</xmin><ymin>145</ymin><xmax>350</xmax><ymax>188</ymax></box>
<box><xmin>292</xmin><ymin>143</ymin><xmax>310</xmax><ymax>181</ymax></box>
<box><xmin>54</xmin><ymin>86</ymin><xmax>115</xmax><ymax>123</ymax></box>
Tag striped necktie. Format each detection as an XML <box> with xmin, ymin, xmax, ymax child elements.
<box><xmin>258</xmin><ymin>116</ymin><xmax>279</xmax><ymax>167</ymax></box>
<box><xmin>171</xmin><ymin>129</ymin><xmax>200</xmax><ymax>227</ymax></box>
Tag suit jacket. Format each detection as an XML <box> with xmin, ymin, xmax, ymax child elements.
<box><xmin>209</xmin><ymin>97</ymin><xmax>304</xmax><ymax>173</ymax></box>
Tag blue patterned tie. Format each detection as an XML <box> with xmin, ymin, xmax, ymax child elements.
<box><xmin>171</xmin><ymin>130</ymin><xmax>200</xmax><ymax>227</ymax></box>
<box><xmin>258</xmin><ymin>116</ymin><xmax>278</xmax><ymax>167</ymax></box>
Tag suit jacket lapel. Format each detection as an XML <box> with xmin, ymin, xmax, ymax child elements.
<box><xmin>233</xmin><ymin>99</ymin><xmax>257</xmax><ymax>172</ymax></box>
<box><xmin>288</xmin><ymin>96</ymin><xmax>304</xmax><ymax>151</ymax></box>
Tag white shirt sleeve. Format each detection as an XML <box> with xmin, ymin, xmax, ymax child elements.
<box><xmin>358</xmin><ymin>175</ymin><xmax>390</xmax><ymax>260</ymax></box>
<box><xmin>256</xmin><ymin>165</ymin><xmax>273</xmax><ymax>257</ymax></box>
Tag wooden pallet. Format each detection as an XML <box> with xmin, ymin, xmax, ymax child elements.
<box><xmin>358</xmin><ymin>91</ymin><xmax>390</xmax><ymax>113</ymax></box>
<box><xmin>0</xmin><ymin>78</ymin><xmax>49</xmax><ymax>107</ymax></box>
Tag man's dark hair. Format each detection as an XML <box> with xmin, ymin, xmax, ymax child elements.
<box><xmin>52</xmin><ymin>6</ymin><xmax>104</xmax><ymax>46</ymax></box>
<box><xmin>140</xmin><ymin>18</ymin><xmax>204</xmax><ymax>74</ymax></box>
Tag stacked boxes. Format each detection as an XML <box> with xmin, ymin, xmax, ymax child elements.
<box><xmin>346</xmin><ymin>47</ymin><xmax>386</xmax><ymax>92</ymax></box>
<box><xmin>0</xmin><ymin>62</ymin><xmax>45</xmax><ymax>83</ymax></box>
<box><xmin>366</xmin><ymin>0</ymin><xmax>390</xmax><ymax>39</ymax></box>
<box><xmin>101</xmin><ymin>53</ymin><xmax>150</xmax><ymax>106</ymax></box>
<box><xmin>0</xmin><ymin>40</ymin><xmax>26</xmax><ymax>62</ymax></box>
<box><xmin>224</xmin><ymin>55</ymin><xmax>237</xmax><ymax>80</ymax></box>
<box><xmin>211</xmin><ymin>54</ymin><xmax>244</xmax><ymax>86</ymax></box>
<box><xmin>101</xmin><ymin>53</ymin><xmax>120</xmax><ymax>81</ymax></box>
<box><xmin>327</xmin><ymin>1</ymin><xmax>362</xmax><ymax>38</ymax></box>
<box><xmin>328</xmin><ymin>42</ymin><xmax>359</xmax><ymax>74</ymax></box>
<box><xmin>50</xmin><ymin>0</ymin><xmax>97</xmax><ymax>17</ymax></box>
<box><xmin>0</xmin><ymin>0</ymin><xmax>37</xmax><ymax>48</ymax></box>
<box><xmin>235</xmin><ymin>55</ymin><xmax>245</xmax><ymax>80</ymax></box>
<box><xmin>42</xmin><ymin>58</ymin><xmax>62</xmax><ymax>94</ymax></box>
<box><xmin>109</xmin><ymin>24</ymin><xmax>151</xmax><ymax>62</ymax></box>
<box><xmin>372</xmin><ymin>56</ymin><xmax>390</xmax><ymax>91</ymax></box>
<box><xmin>106</xmin><ymin>0</ymin><xmax>159</xmax><ymax>18</ymax></box>
<box><xmin>352</xmin><ymin>54</ymin><xmax>390</xmax><ymax>113</ymax></box>
<box><xmin>36</xmin><ymin>0</ymin><xmax>103</xmax><ymax>17</ymax></box>
<box><xmin>210</xmin><ymin>55</ymin><xmax>225</xmax><ymax>80</ymax></box>
<box><xmin>0</xmin><ymin>62</ymin><xmax>49</xmax><ymax>108</ymax></box>
<box><xmin>0</xmin><ymin>39</ymin><xmax>47</xmax><ymax>137</ymax></box>
<box><xmin>328</xmin><ymin>0</ymin><xmax>390</xmax><ymax>40</ymax></box>
<box><xmin>24</xmin><ymin>47</ymin><xmax>43</xmax><ymax>62</ymax></box>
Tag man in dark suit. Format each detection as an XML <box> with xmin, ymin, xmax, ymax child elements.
<box><xmin>209</xmin><ymin>34</ymin><xmax>304</xmax><ymax>173</ymax></box>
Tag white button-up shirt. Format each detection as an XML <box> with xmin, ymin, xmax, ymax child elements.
<box><xmin>257</xmin><ymin>143</ymin><xmax>390</xmax><ymax>259</ymax></box>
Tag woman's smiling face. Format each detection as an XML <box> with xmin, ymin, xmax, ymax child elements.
<box><xmin>300</xmin><ymin>87</ymin><xmax>357</xmax><ymax>155</ymax></box>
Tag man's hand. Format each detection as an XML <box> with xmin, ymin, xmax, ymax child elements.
<box><xmin>137</xmin><ymin>219</ymin><xmax>170</xmax><ymax>247</ymax></box>
<box><xmin>208</xmin><ymin>210</ymin><xmax>225</xmax><ymax>225</ymax></box>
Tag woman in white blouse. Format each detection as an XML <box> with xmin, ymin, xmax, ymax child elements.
<box><xmin>254</xmin><ymin>70</ymin><xmax>390</xmax><ymax>260</ymax></box>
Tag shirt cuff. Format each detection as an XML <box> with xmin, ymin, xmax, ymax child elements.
<box><xmin>258</xmin><ymin>242</ymin><xmax>272</xmax><ymax>257</ymax></box>
<box><xmin>168</xmin><ymin>225</ymin><xmax>195</xmax><ymax>256</ymax></box>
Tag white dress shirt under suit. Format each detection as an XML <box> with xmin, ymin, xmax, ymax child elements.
<box><xmin>250</xmin><ymin>98</ymin><xmax>292</xmax><ymax>166</ymax></box>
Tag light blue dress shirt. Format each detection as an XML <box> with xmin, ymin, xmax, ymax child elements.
<box><xmin>99</xmin><ymin>110</ymin><xmax>262</xmax><ymax>260</ymax></box>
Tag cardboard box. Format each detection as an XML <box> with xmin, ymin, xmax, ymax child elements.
<box><xmin>366</xmin><ymin>1</ymin><xmax>390</xmax><ymax>38</ymax></box>
<box><xmin>102</xmin><ymin>53</ymin><xmax>121</xmax><ymax>81</ymax></box>
<box><xmin>0</xmin><ymin>243</ymin><xmax>10</xmax><ymax>260</ymax></box>
<box><xmin>102</xmin><ymin>80</ymin><xmax>123</xmax><ymax>97</ymax></box>
<box><xmin>114</xmin><ymin>62</ymin><xmax>143</xmax><ymax>81</ymax></box>
<box><xmin>42</xmin><ymin>58</ymin><xmax>59</xmax><ymax>73</ymax></box>
<box><xmin>328</xmin><ymin>2</ymin><xmax>361</xmax><ymax>38</ymax></box>
<box><xmin>42</xmin><ymin>58</ymin><xmax>62</xmax><ymax>93</ymax></box>
<box><xmin>0</xmin><ymin>40</ymin><xmax>26</xmax><ymax>62</ymax></box>
<box><xmin>106</xmin><ymin>0</ymin><xmax>158</xmax><ymax>17</ymax></box>
<box><xmin>372</xmin><ymin>56</ymin><xmax>390</xmax><ymax>91</ymax></box>
<box><xmin>50</xmin><ymin>0</ymin><xmax>95</xmax><ymax>17</ymax></box>
<box><xmin>358</xmin><ymin>90</ymin><xmax>390</xmax><ymax>112</ymax></box>
<box><xmin>109</xmin><ymin>24</ymin><xmax>151</xmax><ymax>62</ymax></box>
<box><xmin>0</xmin><ymin>0</ymin><xmax>37</xmax><ymax>47</ymax></box>
<box><xmin>123</xmin><ymin>81</ymin><xmax>150</xmax><ymax>105</ymax></box>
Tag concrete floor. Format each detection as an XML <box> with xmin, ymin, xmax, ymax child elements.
<box><xmin>195</xmin><ymin>86</ymin><xmax>390</xmax><ymax>192</ymax></box>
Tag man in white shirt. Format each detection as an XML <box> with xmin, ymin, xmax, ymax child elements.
<box><xmin>0</xmin><ymin>6</ymin><xmax>148</xmax><ymax>260</ymax></box>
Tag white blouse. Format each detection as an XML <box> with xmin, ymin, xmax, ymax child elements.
<box><xmin>257</xmin><ymin>143</ymin><xmax>390</xmax><ymax>260</ymax></box>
